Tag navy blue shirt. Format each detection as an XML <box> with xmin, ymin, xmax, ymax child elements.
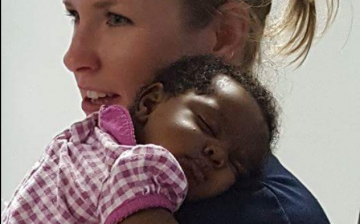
<box><xmin>175</xmin><ymin>155</ymin><xmax>329</xmax><ymax>224</ymax></box>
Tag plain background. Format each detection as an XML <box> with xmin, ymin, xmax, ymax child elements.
<box><xmin>1</xmin><ymin>0</ymin><xmax>359</xmax><ymax>223</ymax></box>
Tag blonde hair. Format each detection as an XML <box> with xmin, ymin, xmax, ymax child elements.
<box><xmin>182</xmin><ymin>0</ymin><xmax>339</xmax><ymax>70</ymax></box>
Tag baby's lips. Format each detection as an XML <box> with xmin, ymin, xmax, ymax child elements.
<box><xmin>177</xmin><ymin>156</ymin><xmax>211</xmax><ymax>184</ymax></box>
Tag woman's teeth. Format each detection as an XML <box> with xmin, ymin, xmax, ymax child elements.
<box><xmin>86</xmin><ymin>91</ymin><xmax>117</xmax><ymax>104</ymax></box>
<box><xmin>86</xmin><ymin>90</ymin><xmax>114</xmax><ymax>100</ymax></box>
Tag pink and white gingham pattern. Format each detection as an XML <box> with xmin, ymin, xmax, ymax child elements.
<box><xmin>2</xmin><ymin>106</ymin><xmax>188</xmax><ymax>224</ymax></box>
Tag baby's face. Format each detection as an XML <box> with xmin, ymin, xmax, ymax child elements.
<box><xmin>142</xmin><ymin>74</ymin><xmax>268</xmax><ymax>201</ymax></box>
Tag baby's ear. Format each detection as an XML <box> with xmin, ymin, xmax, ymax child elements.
<box><xmin>134</xmin><ymin>83</ymin><xmax>166</xmax><ymax>123</ymax></box>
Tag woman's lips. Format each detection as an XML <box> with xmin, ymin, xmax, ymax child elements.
<box><xmin>82</xmin><ymin>95</ymin><xmax>120</xmax><ymax>115</ymax></box>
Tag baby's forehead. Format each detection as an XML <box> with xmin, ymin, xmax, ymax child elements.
<box><xmin>210</xmin><ymin>76</ymin><xmax>269</xmax><ymax>160</ymax></box>
<box><xmin>209</xmin><ymin>74</ymin><xmax>265</xmax><ymax>129</ymax></box>
<box><xmin>212</xmin><ymin>74</ymin><xmax>236</xmax><ymax>89</ymax></box>
<box><xmin>209</xmin><ymin>75</ymin><xmax>252</xmax><ymax>103</ymax></box>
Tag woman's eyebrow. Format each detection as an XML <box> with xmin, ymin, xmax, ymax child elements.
<box><xmin>93</xmin><ymin>0</ymin><xmax>119</xmax><ymax>9</ymax></box>
<box><xmin>62</xmin><ymin>0</ymin><xmax>119</xmax><ymax>9</ymax></box>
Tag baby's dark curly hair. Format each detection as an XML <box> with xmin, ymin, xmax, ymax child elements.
<box><xmin>133</xmin><ymin>55</ymin><xmax>279</xmax><ymax>180</ymax></box>
<box><xmin>152</xmin><ymin>55</ymin><xmax>279</xmax><ymax>150</ymax></box>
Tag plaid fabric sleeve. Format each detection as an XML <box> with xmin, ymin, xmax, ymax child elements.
<box><xmin>98</xmin><ymin>144</ymin><xmax>188</xmax><ymax>224</ymax></box>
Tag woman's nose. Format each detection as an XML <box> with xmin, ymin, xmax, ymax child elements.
<box><xmin>63</xmin><ymin>26</ymin><xmax>100</xmax><ymax>73</ymax></box>
<box><xmin>203</xmin><ymin>146</ymin><xmax>227</xmax><ymax>169</ymax></box>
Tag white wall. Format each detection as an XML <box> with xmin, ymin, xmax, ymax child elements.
<box><xmin>2</xmin><ymin>1</ymin><xmax>359</xmax><ymax>223</ymax></box>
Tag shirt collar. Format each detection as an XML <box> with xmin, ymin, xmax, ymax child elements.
<box><xmin>69</xmin><ymin>112</ymin><xmax>99</xmax><ymax>144</ymax></box>
<box><xmin>69</xmin><ymin>105</ymin><xmax>137</xmax><ymax>146</ymax></box>
<box><xmin>98</xmin><ymin>105</ymin><xmax>137</xmax><ymax>146</ymax></box>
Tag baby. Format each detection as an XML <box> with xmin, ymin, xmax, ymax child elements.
<box><xmin>2</xmin><ymin>55</ymin><xmax>278</xmax><ymax>224</ymax></box>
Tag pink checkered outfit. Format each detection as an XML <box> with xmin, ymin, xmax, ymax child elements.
<box><xmin>2</xmin><ymin>105</ymin><xmax>188</xmax><ymax>224</ymax></box>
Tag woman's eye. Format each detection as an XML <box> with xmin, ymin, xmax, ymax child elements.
<box><xmin>197</xmin><ymin>115</ymin><xmax>216</xmax><ymax>137</ymax></box>
<box><xmin>65</xmin><ymin>10</ymin><xmax>79</xmax><ymax>24</ymax></box>
<box><xmin>106</xmin><ymin>12</ymin><xmax>132</xmax><ymax>27</ymax></box>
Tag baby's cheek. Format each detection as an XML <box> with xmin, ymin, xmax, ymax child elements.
<box><xmin>184</xmin><ymin>168</ymin><xmax>237</xmax><ymax>202</ymax></box>
<box><xmin>215</xmin><ymin>168</ymin><xmax>237</xmax><ymax>193</ymax></box>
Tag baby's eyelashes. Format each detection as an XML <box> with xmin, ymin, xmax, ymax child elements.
<box><xmin>196</xmin><ymin>114</ymin><xmax>217</xmax><ymax>138</ymax></box>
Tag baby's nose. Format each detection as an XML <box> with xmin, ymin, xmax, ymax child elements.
<box><xmin>203</xmin><ymin>146</ymin><xmax>226</xmax><ymax>169</ymax></box>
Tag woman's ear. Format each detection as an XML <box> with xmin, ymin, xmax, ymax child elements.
<box><xmin>134</xmin><ymin>83</ymin><xmax>166</xmax><ymax>123</ymax></box>
<box><xmin>212</xmin><ymin>1</ymin><xmax>250</xmax><ymax>63</ymax></box>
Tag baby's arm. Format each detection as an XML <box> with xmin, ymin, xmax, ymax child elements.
<box><xmin>98</xmin><ymin>145</ymin><xmax>187</xmax><ymax>224</ymax></box>
<box><xmin>120</xmin><ymin>208</ymin><xmax>179</xmax><ymax>224</ymax></box>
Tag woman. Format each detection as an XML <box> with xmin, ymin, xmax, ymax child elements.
<box><xmin>27</xmin><ymin>0</ymin><xmax>342</xmax><ymax>223</ymax></box>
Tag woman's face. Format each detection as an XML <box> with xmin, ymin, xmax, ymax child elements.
<box><xmin>63</xmin><ymin>0</ymin><xmax>216</xmax><ymax>115</ymax></box>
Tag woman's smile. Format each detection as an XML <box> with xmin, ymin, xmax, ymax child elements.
<box><xmin>79</xmin><ymin>87</ymin><xmax>121</xmax><ymax>114</ymax></box>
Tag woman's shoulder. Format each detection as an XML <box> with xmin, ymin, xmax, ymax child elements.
<box><xmin>259</xmin><ymin>155</ymin><xmax>330</xmax><ymax>224</ymax></box>
<box><xmin>175</xmin><ymin>154</ymin><xmax>330</xmax><ymax>224</ymax></box>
